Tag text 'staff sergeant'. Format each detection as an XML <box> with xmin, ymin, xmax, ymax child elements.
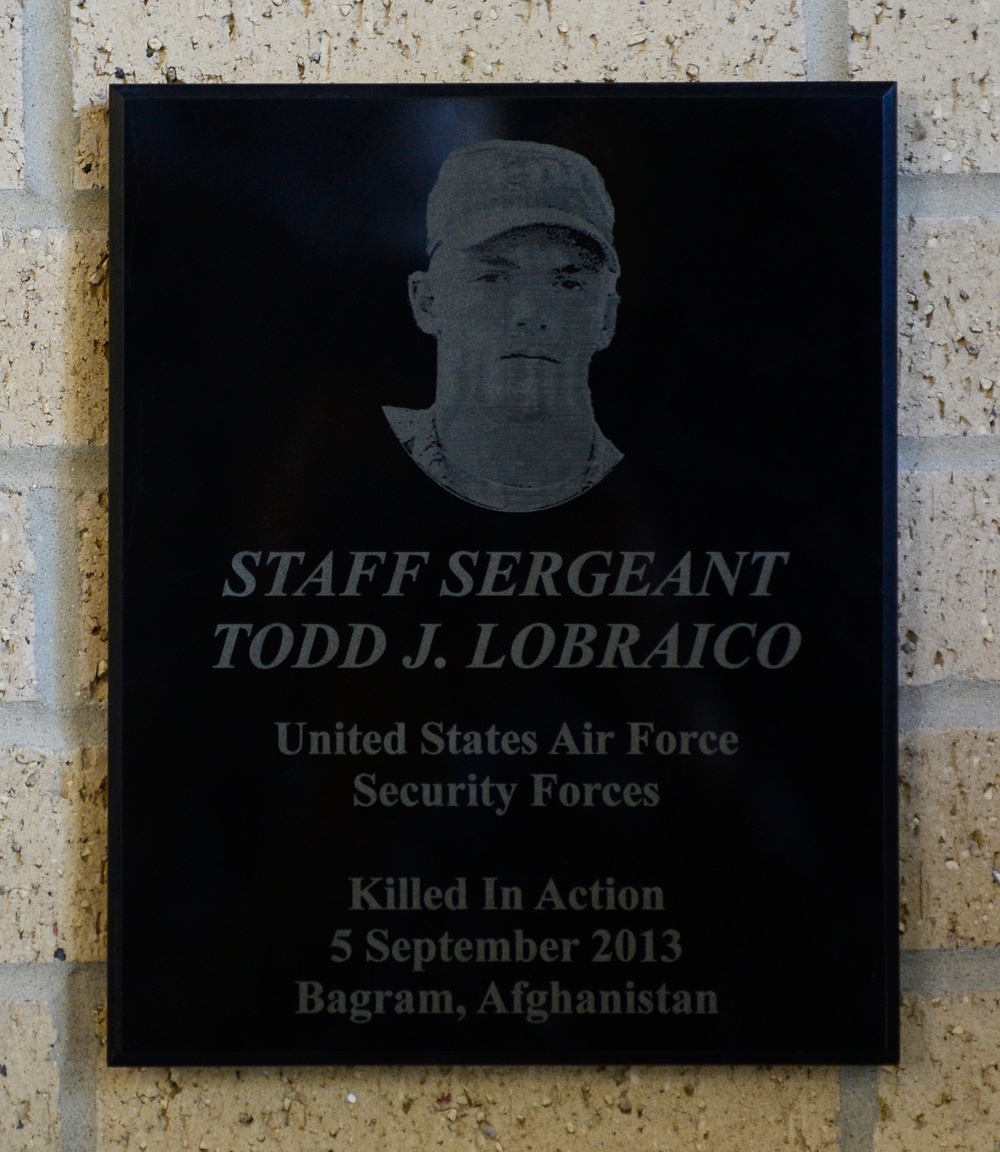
<box><xmin>384</xmin><ymin>139</ymin><xmax>623</xmax><ymax>513</ymax></box>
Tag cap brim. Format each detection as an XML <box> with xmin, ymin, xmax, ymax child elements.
<box><xmin>436</xmin><ymin>207</ymin><xmax>619</xmax><ymax>273</ymax></box>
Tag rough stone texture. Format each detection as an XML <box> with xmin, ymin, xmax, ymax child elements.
<box><xmin>898</xmin><ymin>470</ymin><xmax>1000</xmax><ymax>685</ymax></box>
<box><xmin>877</xmin><ymin>992</ymin><xmax>1000</xmax><ymax>1151</ymax></box>
<box><xmin>0</xmin><ymin>1</ymin><xmax>25</xmax><ymax>188</ymax></box>
<box><xmin>99</xmin><ymin>1062</ymin><xmax>838</xmax><ymax>1151</ymax></box>
<box><xmin>849</xmin><ymin>1</ymin><xmax>1000</xmax><ymax>174</ymax></box>
<box><xmin>0</xmin><ymin>1002</ymin><xmax>60</xmax><ymax>1152</ymax></box>
<box><xmin>0</xmin><ymin>747</ymin><xmax>108</xmax><ymax>962</ymax></box>
<box><xmin>899</xmin><ymin>731</ymin><xmax>1000</xmax><ymax>949</ymax></box>
<box><xmin>0</xmin><ymin>488</ymin><xmax>35</xmax><ymax>699</ymax></box>
<box><xmin>78</xmin><ymin>490</ymin><xmax>107</xmax><ymax>704</ymax></box>
<box><xmin>899</xmin><ymin>218</ymin><xmax>1000</xmax><ymax>436</ymax></box>
<box><xmin>0</xmin><ymin>229</ymin><xmax>109</xmax><ymax>447</ymax></box>
<box><xmin>71</xmin><ymin>0</ymin><xmax>807</xmax><ymax>187</ymax></box>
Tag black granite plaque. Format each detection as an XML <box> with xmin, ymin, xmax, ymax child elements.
<box><xmin>109</xmin><ymin>83</ymin><xmax>898</xmax><ymax>1065</ymax></box>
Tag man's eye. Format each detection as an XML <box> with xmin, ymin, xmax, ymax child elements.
<box><xmin>476</xmin><ymin>271</ymin><xmax>507</xmax><ymax>284</ymax></box>
<box><xmin>556</xmin><ymin>277</ymin><xmax>584</xmax><ymax>290</ymax></box>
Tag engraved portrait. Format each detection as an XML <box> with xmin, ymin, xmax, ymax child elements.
<box><xmin>383</xmin><ymin>140</ymin><xmax>622</xmax><ymax>513</ymax></box>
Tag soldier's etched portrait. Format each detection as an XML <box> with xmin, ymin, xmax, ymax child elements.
<box><xmin>383</xmin><ymin>140</ymin><xmax>622</xmax><ymax>513</ymax></box>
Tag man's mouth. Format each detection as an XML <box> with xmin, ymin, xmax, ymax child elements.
<box><xmin>500</xmin><ymin>352</ymin><xmax>559</xmax><ymax>364</ymax></box>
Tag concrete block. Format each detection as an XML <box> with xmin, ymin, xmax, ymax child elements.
<box><xmin>0</xmin><ymin>747</ymin><xmax>107</xmax><ymax>963</ymax></box>
<box><xmin>0</xmin><ymin>489</ymin><xmax>35</xmax><ymax>700</ymax></box>
<box><xmin>899</xmin><ymin>218</ymin><xmax>1000</xmax><ymax>436</ymax></box>
<box><xmin>877</xmin><ymin>992</ymin><xmax>1000</xmax><ymax>1151</ymax></box>
<box><xmin>0</xmin><ymin>2</ymin><xmax>25</xmax><ymax>188</ymax></box>
<box><xmin>899</xmin><ymin>731</ymin><xmax>1000</xmax><ymax>949</ymax></box>
<box><xmin>78</xmin><ymin>490</ymin><xmax>107</xmax><ymax>704</ymax></box>
<box><xmin>0</xmin><ymin>1002</ymin><xmax>59</xmax><ymax>1152</ymax></box>
<box><xmin>98</xmin><ymin>1062</ymin><xmax>838</xmax><ymax>1151</ymax></box>
<box><xmin>849</xmin><ymin>1</ymin><xmax>1000</xmax><ymax>173</ymax></box>
<box><xmin>898</xmin><ymin>470</ymin><xmax>1000</xmax><ymax>685</ymax></box>
<box><xmin>0</xmin><ymin>230</ymin><xmax>109</xmax><ymax>447</ymax></box>
<box><xmin>71</xmin><ymin>0</ymin><xmax>806</xmax><ymax>187</ymax></box>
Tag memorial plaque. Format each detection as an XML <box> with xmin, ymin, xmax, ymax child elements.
<box><xmin>109</xmin><ymin>83</ymin><xmax>898</xmax><ymax>1065</ymax></box>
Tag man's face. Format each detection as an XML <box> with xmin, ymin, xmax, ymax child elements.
<box><xmin>411</xmin><ymin>225</ymin><xmax>618</xmax><ymax>426</ymax></box>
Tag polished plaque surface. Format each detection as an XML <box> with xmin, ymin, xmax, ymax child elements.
<box><xmin>109</xmin><ymin>83</ymin><xmax>898</xmax><ymax>1065</ymax></box>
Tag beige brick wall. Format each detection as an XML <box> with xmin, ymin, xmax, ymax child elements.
<box><xmin>0</xmin><ymin>1</ymin><xmax>25</xmax><ymax>189</ymax></box>
<box><xmin>849</xmin><ymin>0</ymin><xmax>1000</xmax><ymax>173</ymax></box>
<box><xmin>0</xmin><ymin>489</ymin><xmax>35</xmax><ymax>700</ymax></box>
<box><xmin>899</xmin><ymin>731</ymin><xmax>1000</xmax><ymax>949</ymax></box>
<box><xmin>877</xmin><ymin>993</ymin><xmax>1000</xmax><ymax>1151</ymax></box>
<box><xmin>0</xmin><ymin>1001</ymin><xmax>60</xmax><ymax>1152</ymax></box>
<box><xmin>78</xmin><ymin>491</ymin><xmax>107</xmax><ymax>705</ymax></box>
<box><xmin>98</xmin><ymin>1062</ymin><xmax>839</xmax><ymax>1151</ymax></box>
<box><xmin>0</xmin><ymin>747</ymin><xmax>107</xmax><ymax>963</ymax></box>
<box><xmin>70</xmin><ymin>0</ymin><xmax>807</xmax><ymax>187</ymax></box>
<box><xmin>898</xmin><ymin>470</ymin><xmax>1000</xmax><ymax>684</ymax></box>
<box><xmin>899</xmin><ymin>218</ymin><xmax>1000</xmax><ymax>437</ymax></box>
<box><xmin>1</xmin><ymin>0</ymin><xmax>999</xmax><ymax>1149</ymax></box>
<box><xmin>0</xmin><ymin>230</ymin><xmax>109</xmax><ymax>447</ymax></box>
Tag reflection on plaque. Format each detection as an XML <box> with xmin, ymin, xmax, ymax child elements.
<box><xmin>109</xmin><ymin>83</ymin><xmax>898</xmax><ymax>1065</ymax></box>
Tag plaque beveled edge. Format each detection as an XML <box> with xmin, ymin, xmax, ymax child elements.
<box><xmin>108</xmin><ymin>83</ymin><xmax>126</xmax><ymax>1068</ymax></box>
<box><xmin>879</xmin><ymin>80</ymin><xmax>901</xmax><ymax>1067</ymax></box>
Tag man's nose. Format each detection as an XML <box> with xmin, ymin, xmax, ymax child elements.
<box><xmin>511</xmin><ymin>286</ymin><xmax>549</xmax><ymax>331</ymax></box>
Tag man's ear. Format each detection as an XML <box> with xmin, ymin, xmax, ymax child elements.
<box><xmin>408</xmin><ymin>271</ymin><xmax>439</xmax><ymax>335</ymax></box>
<box><xmin>594</xmin><ymin>291</ymin><xmax>620</xmax><ymax>352</ymax></box>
